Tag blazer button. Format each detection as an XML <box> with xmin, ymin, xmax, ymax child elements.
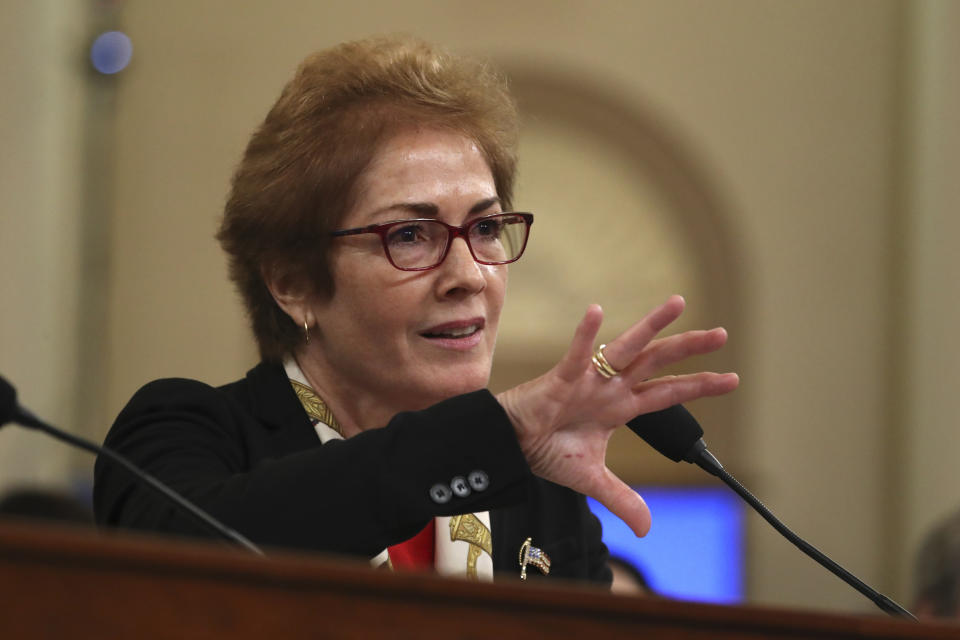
<box><xmin>429</xmin><ymin>483</ymin><xmax>453</xmax><ymax>504</ymax></box>
<box><xmin>450</xmin><ymin>476</ymin><xmax>471</xmax><ymax>498</ymax></box>
<box><xmin>468</xmin><ymin>470</ymin><xmax>489</xmax><ymax>491</ymax></box>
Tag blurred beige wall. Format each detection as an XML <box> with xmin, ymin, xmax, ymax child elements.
<box><xmin>0</xmin><ymin>1</ymin><xmax>89</xmax><ymax>485</ymax></box>
<box><xmin>901</xmin><ymin>0</ymin><xmax>960</xmax><ymax>606</ymax></box>
<box><xmin>2</xmin><ymin>0</ymin><xmax>958</xmax><ymax>615</ymax></box>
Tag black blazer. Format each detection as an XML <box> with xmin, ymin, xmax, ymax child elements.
<box><xmin>94</xmin><ymin>361</ymin><xmax>611</xmax><ymax>584</ymax></box>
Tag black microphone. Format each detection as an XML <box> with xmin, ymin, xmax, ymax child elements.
<box><xmin>627</xmin><ymin>404</ymin><xmax>723</xmax><ymax>476</ymax></box>
<box><xmin>1</xmin><ymin>375</ymin><xmax>22</xmax><ymax>426</ymax></box>
<box><xmin>627</xmin><ymin>404</ymin><xmax>915</xmax><ymax>620</ymax></box>
<box><xmin>0</xmin><ymin>375</ymin><xmax>263</xmax><ymax>555</ymax></box>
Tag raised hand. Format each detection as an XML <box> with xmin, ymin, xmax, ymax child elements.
<box><xmin>495</xmin><ymin>295</ymin><xmax>739</xmax><ymax>537</ymax></box>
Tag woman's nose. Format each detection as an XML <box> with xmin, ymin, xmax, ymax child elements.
<box><xmin>435</xmin><ymin>237</ymin><xmax>486</xmax><ymax>298</ymax></box>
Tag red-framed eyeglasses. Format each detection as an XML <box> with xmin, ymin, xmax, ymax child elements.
<box><xmin>329</xmin><ymin>212</ymin><xmax>534</xmax><ymax>271</ymax></box>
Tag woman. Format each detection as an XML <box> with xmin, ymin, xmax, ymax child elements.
<box><xmin>94</xmin><ymin>36</ymin><xmax>737</xmax><ymax>584</ymax></box>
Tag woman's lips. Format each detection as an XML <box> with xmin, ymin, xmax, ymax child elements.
<box><xmin>420</xmin><ymin>318</ymin><xmax>485</xmax><ymax>350</ymax></box>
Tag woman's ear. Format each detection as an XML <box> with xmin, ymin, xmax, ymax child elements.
<box><xmin>262</xmin><ymin>263</ymin><xmax>313</xmax><ymax>327</ymax></box>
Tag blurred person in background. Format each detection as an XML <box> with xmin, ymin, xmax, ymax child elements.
<box><xmin>914</xmin><ymin>508</ymin><xmax>960</xmax><ymax>619</ymax></box>
<box><xmin>0</xmin><ymin>486</ymin><xmax>93</xmax><ymax>526</ymax></box>
<box><xmin>608</xmin><ymin>555</ymin><xmax>657</xmax><ymax>596</ymax></box>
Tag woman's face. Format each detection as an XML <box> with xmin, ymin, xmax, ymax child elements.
<box><xmin>303</xmin><ymin>127</ymin><xmax>508</xmax><ymax>429</ymax></box>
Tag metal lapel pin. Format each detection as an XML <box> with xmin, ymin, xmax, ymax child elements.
<box><xmin>518</xmin><ymin>537</ymin><xmax>551</xmax><ymax>580</ymax></box>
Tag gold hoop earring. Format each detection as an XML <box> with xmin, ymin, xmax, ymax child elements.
<box><xmin>303</xmin><ymin>320</ymin><xmax>310</xmax><ymax>344</ymax></box>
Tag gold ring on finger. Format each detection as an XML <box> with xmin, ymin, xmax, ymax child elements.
<box><xmin>592</xmin><ymin>344</ymin><xmax>621</xmax><ymax>379</ymax></box>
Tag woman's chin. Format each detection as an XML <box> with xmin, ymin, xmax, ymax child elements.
<box><xmin>414</xmin><ymin>367</ymin><xmax>492</xmax><ymax>405</ymax></box>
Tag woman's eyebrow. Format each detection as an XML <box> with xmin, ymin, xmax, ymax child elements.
<box><xmin>369</xmin><ymin>202</ymin><xmax>438</xmax><ymax>220</ymax></box>
<box><xmin>372</xmin><ymin>196</ymin><xmax>501</xmax><ymax>220</ymax></box>
<box><xmin>469</xmin><ymin>197</ymin><xmax>501</xmax><ymax>214</ymax></box>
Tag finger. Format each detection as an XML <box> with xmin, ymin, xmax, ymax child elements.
<box><xmin>592</xmin><ymin>468</ymin><xmax>652</xmax><ymax>537</ymax></box>
<box><xmin>555</xmin><ymin>304</ymin><xmax>604</xmax><ymax>381</ymax></box>
<box><xmin>631</xmin><ymin>372</ymin><xmax>740</xmax><ymax>414</ymax></box>
<box><xmin>603</xmin><ymin>295</ymin><xmax>686</xmax><ymax>370</ymax></box>
<box><xmin>621</xmin><ymin>327</ymin><xmax>728</xmax><ymax>383</ymax></box>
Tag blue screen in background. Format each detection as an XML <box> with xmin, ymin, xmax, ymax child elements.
<box><xmin>587</xmin><ymin>487</ymin><xmax>744</xmax><ymax>604</ymax></box>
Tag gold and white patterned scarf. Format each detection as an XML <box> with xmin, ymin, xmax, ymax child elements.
<box><xmin>284</xmin><ymin>357</ymin><xmax>494</xmax><ymax>581</ymax></box>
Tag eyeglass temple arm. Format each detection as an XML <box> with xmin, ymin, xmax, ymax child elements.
<box><xmin>329</xmin><ymin>227</ymin><xmax>373</xmax><ymax>237</ymax></box>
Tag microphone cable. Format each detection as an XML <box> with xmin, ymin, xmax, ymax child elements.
<box><xmin>1</xmin><ymin>376</ymin><xmax>264</xmax><ymax>556</ymax></box>
<box><xmin>629</xmin><ymin>405</ymin><xmax>916</xmax><ymax>620</ymax></box>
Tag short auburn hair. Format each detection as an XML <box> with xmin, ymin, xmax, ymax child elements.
<box><xmin>217</xmin><ymin>36</ymin><xmax>519</xmax><ymax>361</ymax></box>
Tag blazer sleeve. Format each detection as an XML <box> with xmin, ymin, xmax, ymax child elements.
<box><xmin>93</xmin><ymin>378</ymin><xmax>533</xmax><ymax>557</ymax></box>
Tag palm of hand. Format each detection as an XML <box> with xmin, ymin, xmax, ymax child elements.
<box><xmin>496</xmin><ymin>296</ymin><xmax>739</xmax><ymax>537</ymax></box>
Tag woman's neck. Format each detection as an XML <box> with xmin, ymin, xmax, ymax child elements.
<box><xmin>291</xmin><ymin>348</ymin><xmax>435</xmax><ymax>439</ymax></box>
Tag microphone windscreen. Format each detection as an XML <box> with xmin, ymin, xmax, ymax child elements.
<box><xmin>626</xmin><ymin>404</ymin><xmax>704</xmax><ymax>463</ymax></box>
<box><xmin>0</xmin><ymin>376</ymin><xmax>18</xmax><ymax>425</ymax></box>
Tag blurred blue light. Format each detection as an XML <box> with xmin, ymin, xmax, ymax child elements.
<box><xmin>589</xmin><ymin>487</ymin><xmax>745</xmax><ymax>604</ymax></box>
<box><xmin>90</xmin><ymin>31</ymin><xmax>133</xmax><ymax>75</ymax></box>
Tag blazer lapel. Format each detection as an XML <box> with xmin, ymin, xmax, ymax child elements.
<box><xmin>242</xmin><ymin>361</ymin><xmax>321</xmax><ymax>451</ymax></box>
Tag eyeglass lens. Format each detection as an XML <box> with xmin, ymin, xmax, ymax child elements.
<box><xmin>384</xmin><ymin>214</ymin><xmax>528</xmax><ymax>269</ymax></box>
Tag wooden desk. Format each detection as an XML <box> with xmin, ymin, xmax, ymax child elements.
<box><xmin>1</xmin><ymin>521</ymin><xmax>956</xmax><ymax>639</ymax></box>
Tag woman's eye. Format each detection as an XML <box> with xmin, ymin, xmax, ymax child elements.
<box><xmin>387</xmin><ymin>224</ymin><xmax>425</xmax><ymax>244</ymax></box>
<box><xmin>473</xmin><ymin>218</ymin><xmax>503</xmax><ymax>238</ymax></box>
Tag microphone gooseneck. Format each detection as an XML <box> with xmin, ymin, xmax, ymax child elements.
<box><xmin>713</xmin><ymin>465</ymin><xmax>914</xmax><ymax>619</ymax></box>
<box><xmin>627</xmin><ymin>404</ymin><xmax>916</xmax><ymax>621</ymax></box>
<box><xmin>0</xmin><ymin>375</ymin><xmax>264</xmax><ymax>556</ymax></box>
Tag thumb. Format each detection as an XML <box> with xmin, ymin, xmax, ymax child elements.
<box><xmin>593</xmin><ymin>468</ymin><xmax>652</xmax><ymax>537</ymax></box>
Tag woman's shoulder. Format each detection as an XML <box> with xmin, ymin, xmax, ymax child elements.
<box><xmin>124</xmin><ymin>375</ymin><xmax>235</xmax><ymax>412</ymax></box>
<box><xmin>102</xmin><ymin>366</ymin><xmax>279</xmax><ymax>458</ymax></box>
<box><xmin>118</xmin><ymin>361</ymin><xmax>285</xmax><ymax>423</ymax></box>
<box><xmin>111</xmin><ymin>378</ymin><xmax>239</xmax><ymax>437</ymax></box>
